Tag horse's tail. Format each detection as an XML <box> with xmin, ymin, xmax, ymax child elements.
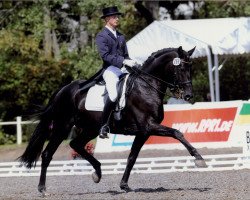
<box><xmin>18</xmin><ymin>90</ymin><xmax>59</xmax><ymax>169</ymax></box>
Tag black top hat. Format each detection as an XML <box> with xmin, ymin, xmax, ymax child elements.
<box><xmin>101</xmin><ymin>6</ymin><xmax>122</xmax><ymax>19</ymax></box>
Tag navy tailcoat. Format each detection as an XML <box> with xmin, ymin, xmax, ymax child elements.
<box><xmin>96</xmin><ymin>27</ymin><xmax>129</xmax><ymax>69</ymax></box>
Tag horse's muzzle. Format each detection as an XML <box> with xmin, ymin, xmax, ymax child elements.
<box><xmin>184</xmin><ymin>94</ymin><xmax>193</xmax><ymax>101</ymax></box>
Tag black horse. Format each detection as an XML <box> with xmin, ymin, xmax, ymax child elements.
<box><xmin>19</xmin><ymin>46</ymin><xmax>206</xmax><ymax>195</ymax></box>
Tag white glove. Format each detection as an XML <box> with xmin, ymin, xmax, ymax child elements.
<box><xmin>121</xmin><ymin>66</ymin><xmax>129</xmax><ymax>73</ymax></box>
<box><xmin>123</xmin><ymin>59</ymin><xmax>137</xmax><ymax>68</ymax></box>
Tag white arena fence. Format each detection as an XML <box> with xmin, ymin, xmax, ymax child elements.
<box><xmin>0</xmin><ymin>116</ymin><xmax>38</xmax><ymax>145</ymax></box>
<box><xmin>0</xmin><ymin>154</ymin><xmax>250</xmax><ymax>177</ymax></box>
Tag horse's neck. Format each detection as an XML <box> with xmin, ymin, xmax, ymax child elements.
<box><xmin>142</xmin><ymin>51</ymin><xmax>176</xmax><ymax>74</ymax></box>
<box><xmin>134</xmin><ymin>50</ymin><xmax>178</xmax><ymax>98</ymax></box>
<box><xmin>141</xmin><ymin>62</ymin><xmax>168</xmax><ymax>82</ymax></box>
<box><xmin>129</xmin><ymin>72</ymin><xmax>167</xmax><ymax>101</ymax></box>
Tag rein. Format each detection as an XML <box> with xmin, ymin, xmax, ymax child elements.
<box><xmin>129</xmin><ymin>60</ymin><xmax>191</xmax><ymax>96</ymax></box>
<box><xmin>131</xmin><ymin>67</ymin><xmax>174</xmax><ymax>95</ymax></box>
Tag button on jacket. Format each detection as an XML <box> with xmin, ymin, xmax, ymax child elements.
<box><xmin>96</xmin><ymin>27</ymin><xmax>129</xmax><ymax>69</ymax></box>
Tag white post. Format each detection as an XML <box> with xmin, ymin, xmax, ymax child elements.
<box><xmin>206</xmin><ymin>48</ymin><xmax>215</xmax><ymax>102</ymax></box>
<box><xmin>214</xmin><ymin>54</ymin><xmax>220</xmax><ymax>101</ymax></box>
<box><xmin>16</xmin><ymin>116</ymin><xmax>22</xmax><ymax>145</ymax></box>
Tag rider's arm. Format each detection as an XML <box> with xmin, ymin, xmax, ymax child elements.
<box><xmin>96</xmin><ymin>34</ymin><xmax>124</xmax><ymax>68</ymax></box>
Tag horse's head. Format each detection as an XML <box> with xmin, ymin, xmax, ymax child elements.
<box><xmin>172</xmin><ymin>46</ymin><xmax>195</xmax><ymax>101</ymax></box>
<box><xmin>141</xmin><ymin>46</ymin><xmax>195</xmax><ymax>101</ymax></box>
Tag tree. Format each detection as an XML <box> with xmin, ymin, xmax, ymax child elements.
<box><xmin>0</xmin><ymin>0</ymin><xmax>147</xmax><ymax>121</ymax></box>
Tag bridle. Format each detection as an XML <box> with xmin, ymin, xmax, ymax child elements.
<box><xmin>173</xmin><ymin>60</ymin><xmax>192</xmax><ymax>88</ymax></box>
<box><xmin>129</xmin><ymin>59</ymin><xmax>192</xmax><ymax>96</ymax></box>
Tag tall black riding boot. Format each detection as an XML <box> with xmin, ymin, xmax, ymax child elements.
<box><xmin>99</xmin><ymin>97</ymin><xmax>116</xmax><ymax>139</ymax></box>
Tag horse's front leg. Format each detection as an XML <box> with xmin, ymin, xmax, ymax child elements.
<box><xmin>149</xmin><ymin>123</ymin><xmax>207</xmax><ymax>168</ymax></box>
<box><xmin>120</xmin><ymin>134</ymin><xmax>149</xmax><ymax>192</ymax></box>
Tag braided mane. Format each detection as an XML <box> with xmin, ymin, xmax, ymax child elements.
<box><xmin>142</xmin><ymin>47</ymin><xmax>177</xmax><ymax>68</ymax></box>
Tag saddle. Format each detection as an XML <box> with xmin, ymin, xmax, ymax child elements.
<box><xmin>85</xmin><ymin>73</ymin><xmax>130</xmax><ymax>120</ymax></box>
<box><xmin>78</xmin><ymin>68</ymin><xmax>105</xmax><ymax>95</ymax></box>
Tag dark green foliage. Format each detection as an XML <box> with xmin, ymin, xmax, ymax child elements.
<box><xmin>0</xmin><ymin>1</ymin><xmax>146</xmax><ymax>122</ymax></box>
<box><xmin>219</xmin><ymin>54</ymin><xmax>250</xmax><ymax>101</ymax></box>
<box><xmin>0</xmin><ymin>129</ymin><xmax>16</xmax><ymax>145</ymax></box>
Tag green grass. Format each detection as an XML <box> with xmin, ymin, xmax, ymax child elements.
<box><xmin>0</xmin><ymin>143</ymin><xmax>27</xmax><ymax>150</ymax></box>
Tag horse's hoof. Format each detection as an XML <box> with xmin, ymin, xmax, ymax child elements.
<box><xmin>120</xmin><ymin>182</ymin><xmax>132</xmax><ymax>192</ymax></box>
<box><xmin>92</xmin><ymin>171</ymin><xmax>101</xmax><ymax>183</ymax></box>
<box><xmin>194</xmin><ymin>159</ymin><xmax>207</xmax><ymax>168</ymax></box>
<box><xmin>38</xmin><ymin>185</ymin><xmax>46</xmax><ymax>193</ymax></box>
<box><xmin>39</xmin><ymin>191</ymin><xmax>48</xmax><ymax>198</ymax></box>
<box><xmin>38</xmin><ymin>185</ymin><xmax>47</xmax><ymax>197</ymax></box>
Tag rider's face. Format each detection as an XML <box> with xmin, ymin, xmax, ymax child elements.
<box><xmin>105</xmin><ymin>15</ymin><xmax>120</xmax><ymax>29</ymax></box>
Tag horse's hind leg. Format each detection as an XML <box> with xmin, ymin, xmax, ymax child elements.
<box><xmin>149</xmin><ymin>123</ymin><xmax>207</xmax><ymax>168</ymax></box>
<box><xmin>70</xmin><ymin>133</ymin><xmax>102</xmax><ymax>183</ymax></box>
<box><xmin>120</xmin><ymin>135</ymin><xmax>149</xmax><ymax>192</ymax></box>
<box><xmin>38</xmin><ymin>124</ymin><xmax>70</xmax><ymax>195</ymax></box>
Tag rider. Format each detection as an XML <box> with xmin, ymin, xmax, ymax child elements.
<box><xmin>96</xmin><ymin>6</ymin><xmax>137</xmax><ymax>139</ymax></box>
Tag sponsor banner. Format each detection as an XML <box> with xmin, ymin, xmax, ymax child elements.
<box><xmin>243</xmin><ymin>128</ymin><xmax>250</xmax><ymax>156</ymax></box>
<box><xmin>111</xmin><ymin>135</ymin><xmax>134</xmax><ymax>146</ymax></box>
<box><xmin>237</xmin><ymin>103</ymin><xmax>250</xmax><ymax>160</ymax></box>
<box><xmin>95</xmin><ymin>134</ymin><xmax>134</xmax><ymax>152</ymax></box>
<box><xmin>146</xmin><ymin>107</ymin><xmax>237</xmax><ymax>144</ymax></box>
<box><xmin>237</xmin><ymin>103</ymin><xmax>250</xmax><ymax>125</ymax></box>
<box><xmin>95</xmin><ymin>101</ymin><xmax>250</xmax><ymax>153</ymax></box>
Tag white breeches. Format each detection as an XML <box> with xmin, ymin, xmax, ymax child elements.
<box><xmin>103</xmin><ymin>66</ymin><xmax>123</xmax><ymax>102</ymax></box>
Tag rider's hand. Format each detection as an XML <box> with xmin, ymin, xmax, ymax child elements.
<box><xmin>121</xmin><ymin>67</ymin><xmax>129</xmax><ymax>73</ymax></box>
<box><xmin>123</xmin><ymin>59</ymin><xmax>137</xmax><ymax>68</ymax></box>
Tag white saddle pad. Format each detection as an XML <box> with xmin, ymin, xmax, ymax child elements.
<box><xmin>85</xmin><ymin>74</ymin><xmax>129</xmax><ymax>111</ymax></box>
<box><xmin>85</xmin><ymin>84</ymin><xmax>106</xmax><ymax>111</ymax></box>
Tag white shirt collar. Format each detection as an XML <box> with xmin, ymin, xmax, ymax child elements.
<box><xmin>105</xmin><ymin>25</ymin><xmax>117</xmax><ymax>38</ymax></box>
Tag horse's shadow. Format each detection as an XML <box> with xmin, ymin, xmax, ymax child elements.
<box><xmin>69</xmin><ymin>187</ymin><xmax>212</xmax><ymax>196</ymax></box>
<box><xmin>109</xmin><ymin>187</ymin><xmax>212</xmax><ymax>195</ymax></box>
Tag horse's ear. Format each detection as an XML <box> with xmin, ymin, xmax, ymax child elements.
<box><xmin>178</xmin><ymin>46</ymin><xmax>182</xmax><ymax>53</ymax></box>
<box><xmin>188</xmin><ymin>46</ymin><xmax>196</xmax><ymax>56</ymax></box>
<box><xmin>177</xmin><ymin>46</ymin><xmax>183</xmax><ymax>57</ymax></box>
